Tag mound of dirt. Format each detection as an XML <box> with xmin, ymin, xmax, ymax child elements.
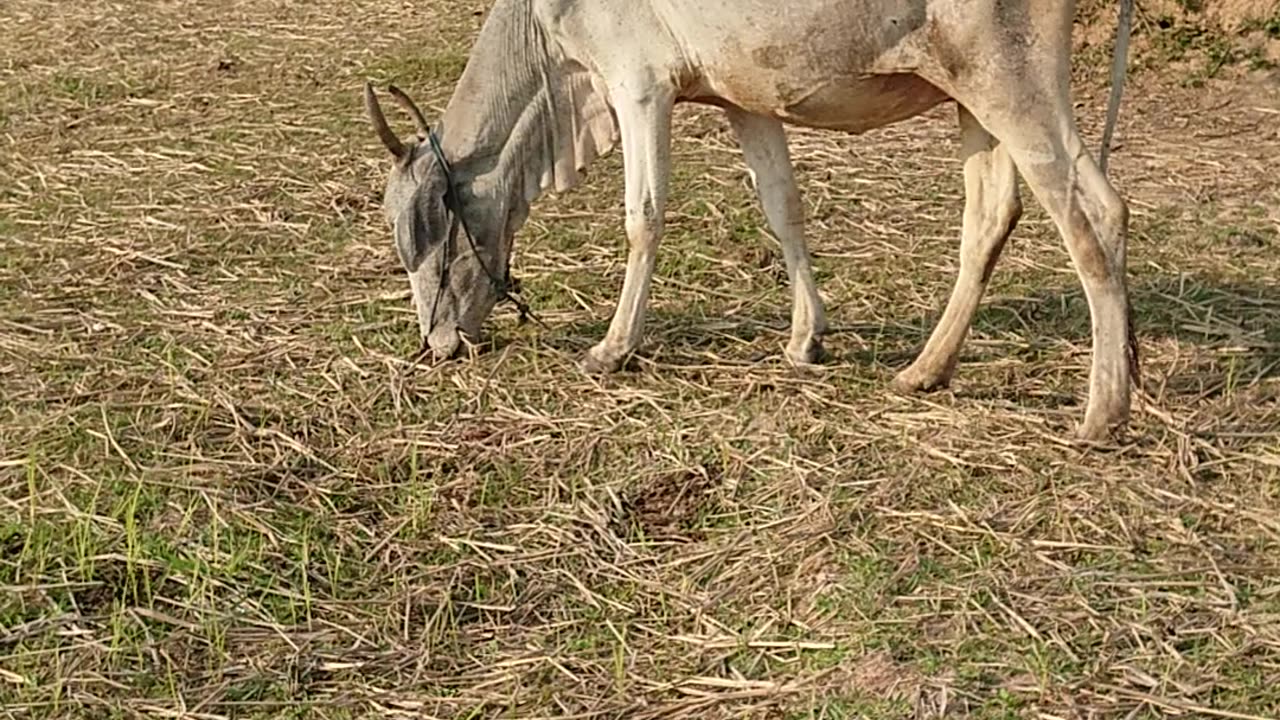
<box><xmin>1079</xmin><ymin>0</ymin><xmax>1276</xmax><ymax>31</ymax></box>
<box><xmin>1202</xmin><ymin>0</ymin><xmax>1277</xmax><ymax>30</ymax></box>
<box><xmin>1077</xmin><ymin>0</ymin><xmax>1280</xmax><ymax>68</ymax></box>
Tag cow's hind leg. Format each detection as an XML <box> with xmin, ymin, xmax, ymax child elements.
<box><xmin>581</xmin><ymin>84</ymin><xmax>676</xmax><ymax>374</ymax></box>
<box><xmin>895</xmin><ymin>105</ymin><xmax>1021</xmax><ymax>392</ymax></box>
<box><xmin>726</xmin><ymin>108</ymin><xmax>827</xmax><ymax>365</ymax></box>
<box><xmin>962</xmin><ymin>99</ymin><xmax>1134</xmax><ymax>441</ymax></box>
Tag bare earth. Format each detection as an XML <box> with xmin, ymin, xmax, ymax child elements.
<box><xmin>2</xmin><ymin>1</ymin><xmax>1280</xmax><ymax>718</ymax></box>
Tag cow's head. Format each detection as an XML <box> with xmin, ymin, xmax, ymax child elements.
<box><xmin>364</xmin><ymin>83</ymin><xmax>512</xmax><ymax>360</ymax></box>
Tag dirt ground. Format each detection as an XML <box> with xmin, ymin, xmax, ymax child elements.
<box><xmin>3</xmin><ymin>1</ymin><xmax>1280</xmax><ymax>718</ymax></box>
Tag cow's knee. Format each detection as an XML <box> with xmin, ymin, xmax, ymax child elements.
<box><xmin>625</xmin><ymin>196</ymin><xmax>662</xmax><ymax>245</ymax></box>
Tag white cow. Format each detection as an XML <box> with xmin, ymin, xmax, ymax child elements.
<box><xmin>364</xmin><ymin>0</ymin><xmax>1138</xmax><ymax>441</ymax></box>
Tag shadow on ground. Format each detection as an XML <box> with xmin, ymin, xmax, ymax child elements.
<box><xmin>492</xmin><ymin>272</ymin><xmax>1280</xmax><ymax>407</ymax></box>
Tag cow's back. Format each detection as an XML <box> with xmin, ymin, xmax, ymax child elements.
<box><xmin>537</xmin><ymin>0</ymin><xmax>949</xmax><ymax>133</ymax></box>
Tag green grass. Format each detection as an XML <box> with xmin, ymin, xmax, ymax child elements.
<box><xmin>3</xmin><ymin>0</ymin><xmax>1280</xmax><ymax>718</ymax></box>
<box><xmin>365</xmin><ymin>51</ymin><xmax>471</xmax><ymax>88</ymax></box>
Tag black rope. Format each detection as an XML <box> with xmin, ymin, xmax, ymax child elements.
<box><xmin>424</xmin><ymin>131</ymin><xmax>544</xmax><ymax>330</ymax></box>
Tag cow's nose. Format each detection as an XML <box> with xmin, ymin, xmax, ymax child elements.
<box><xmin>422</xmin><ymin>325</ymin><xmax>463</xmax><ymax>361</ymax></box>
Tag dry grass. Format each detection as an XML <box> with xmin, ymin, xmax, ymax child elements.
<box><xmin>3</xmin><ymin>1</ymin><xmax>1280</xmax><ymax>718</ymax></box>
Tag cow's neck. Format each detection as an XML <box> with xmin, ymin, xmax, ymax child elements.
<box><xmin>438</xmin><ymin>0</ymin><xmax>556</xmax><ymax>209</ymax></box>
<box><xmin>436</xmin><ymin>0</ymin><xmax>614</xmax><ymax>220</ymax></box>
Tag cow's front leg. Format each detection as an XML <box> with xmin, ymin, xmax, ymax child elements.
<box><xmin>581</xmin><ymin>85</ymin><xmax>675</xmax><ymax>374</ymax></box>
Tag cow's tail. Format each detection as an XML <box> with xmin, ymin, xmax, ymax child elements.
<box><xmin>1099</xmin><ymin>0</ymin><xmax>1136</xmax><ymax>174</ymax></box>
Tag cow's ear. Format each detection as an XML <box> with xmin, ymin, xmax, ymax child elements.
<box><xmin>394</xmin><ymin>176</ymin><xmax>449</xmax><ymax>272</ymax></box>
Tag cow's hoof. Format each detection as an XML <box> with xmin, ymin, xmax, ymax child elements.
<box><xmin>786</xmin><ymin>338</ymin><xmax>827</xmax><ymax>367</ymax></box>
<box><xmin>892</xmin><ymin>365</ymin><xmax>952</xmax><ymax>394</ymax></box>
<box><xmin>1075</xmin><ymin>416</ymin><xmax>1126</xmax><ymax>445</ymax></box>
<box><xmin>579</xmin><ymin>346</ymin><xmax>625</xmax><ymax>375</ymax></box>
<box><xmin>1076</xmin><ymin>392</ymin><xmax>1130</xmax><ymax>444</ymax></box>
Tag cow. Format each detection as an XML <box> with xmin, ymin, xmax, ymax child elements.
<box><xmin>363</xmin><ymin>0</ymin><xmax>1138</xmax><ymax>441</ymax></box>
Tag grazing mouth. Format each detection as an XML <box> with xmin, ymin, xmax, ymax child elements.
<box><xmin>414</xmin><ymin>325</ymin><xmax>464</xmax><ymax>363</ymax></box>
<box><xmin>413</xmin><ymin>325</ymin><xmax>502</xmax><ymax>364</ymax></box>
<box><xmin>413</xmin><ymin>337</ymin><xmax>439</xmax><ymax>361</ymax></box>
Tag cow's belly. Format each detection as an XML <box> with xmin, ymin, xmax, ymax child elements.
<box><xmin>686</xmin><ymin>71</ymin><xmax>949</xmax><ymax>134</ymax></box>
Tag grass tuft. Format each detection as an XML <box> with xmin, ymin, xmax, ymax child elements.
<box><xmin>3</xmin><ymin>0</ymin><xmax>1280</xmax><ymax>718</ymax></box>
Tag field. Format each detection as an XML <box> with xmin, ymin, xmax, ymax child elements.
<box><xmin>3</xmin><ymin>1</ymin><xmax>1280</xmax><ymax>718</ymax></box>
